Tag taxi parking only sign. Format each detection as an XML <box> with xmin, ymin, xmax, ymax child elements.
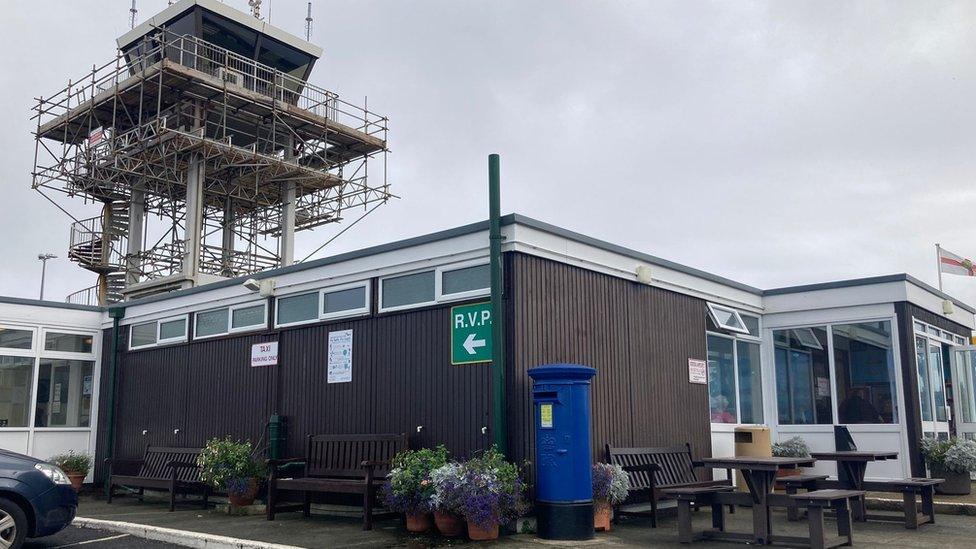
<box><xmin>451</xmin><ymin>302</ymin><xmax>492</xmax><ymax>365</ymax></box>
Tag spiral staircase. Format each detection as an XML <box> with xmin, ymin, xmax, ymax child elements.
<box><xmin>65</xmin><ymin>201</ymin><xmax>129</xmax><ymax>305</ymax></box>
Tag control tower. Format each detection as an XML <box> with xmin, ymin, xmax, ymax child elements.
<box><xmin>32</xmin><ymin>0</ymin><xmax>390</xmax><ymax>305</ymax></box>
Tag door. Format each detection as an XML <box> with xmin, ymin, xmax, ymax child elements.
<box><xmin>950</xmin><ymin>346</ymin><xmax>976</xmax><ymax>442</ymax></box>
<box><xmin>916</xmin><ymin>336</ymin><xmax>951</xmax><ymax>439</ymax></box>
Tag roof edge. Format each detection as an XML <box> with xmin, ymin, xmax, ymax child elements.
<box><xmin>0</xmin><ymin>296</ymin><xmax>104</xmax><ymax>313</ymax></box>
<box><xmin>763</xmin><ymin>274</ymin><xmax>976</xmax><ymax>315</ymax></box>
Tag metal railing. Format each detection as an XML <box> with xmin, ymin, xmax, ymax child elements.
<box><xmin>68</xmin><ymin>216</ymin><xmax>127</xmax><ymax>270</ymax></box>
<box><xmin>65</xmin><ymin>286</ymin><xmax>98</xmax><ymax>306</ymax></box>
<box><xmin>34</xmin><ymin>29</ymin><xmax>388</xmax><ymax>138</ymax></box>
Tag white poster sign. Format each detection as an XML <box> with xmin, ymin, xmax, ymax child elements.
<box><xmin>251</xmin><ymin>342</ymin><xmax>279</xmax><ymax>367</ymax></box>
<box><xmin>688</xmin><ymin>358</ymin><xmax>708</xmax><ymax>384</ymax></box>
<box><xmin>328</xmin><ymin>329</ymin><xmax>353</xmax><ymax>384</ymax></box>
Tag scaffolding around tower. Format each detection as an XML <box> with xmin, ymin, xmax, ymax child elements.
<box><xmin>32</xmin><ymin>1</ymin><xmax>390</xmax><ymax>305</ymax></box>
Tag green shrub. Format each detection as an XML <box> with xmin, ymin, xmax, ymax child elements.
<box><xmin>197</xmin><ymin>437</ymin><xmax>265</xmax><ymax>492</ymax></box>
<box><xmin>772</xmin><ymin>436</ymin><xmax>810</xmax><ymax>458</ymax></box>
<box><xmin>49</xmin><ymin>451</ymin><xmax>92</xmax><ymax>474</ymax></box>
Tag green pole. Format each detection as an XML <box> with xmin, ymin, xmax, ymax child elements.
<box><xmin>489</xmin><ymin>153</ymin><xmax>507</xmax><ymax>455</ymax></box>
<box><xmin>104</xmin><ymin>306</ymin><xmax>125</xmax><ymax>495</ymax></box>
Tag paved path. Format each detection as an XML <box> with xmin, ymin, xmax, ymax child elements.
<box><xmin>26</xmin><ymin>526</ymin><xmax>179</xmax><ymax>548</ymax></box>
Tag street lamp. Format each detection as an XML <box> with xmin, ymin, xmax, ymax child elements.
<box><xmin>37</xmin><ymin>253</ymin><xmax>57</xmax><ymax>300</ymax></box>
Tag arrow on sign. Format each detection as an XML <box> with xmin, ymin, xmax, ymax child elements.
<box><xmin>463</xmin><ymin>333</ymin><xmax>487</xmax><ymax>355</ymax></box>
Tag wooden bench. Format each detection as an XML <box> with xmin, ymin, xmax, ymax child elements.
<box><xmin>865</xmin><ymin>477</ymin><xmax>942</xmax><ymax>529</ymax></box>
<box><xmin>663</xmin><ymin>486</ymin><xmax>735</xmax><ymax>544</ymax></box>
<box><xmin>106</xmin><ymin>446</ymin><xmax>209</xmax><ymax>512</ymax></box>
<box><xmin>779</xmin><ymin>474</ymin><xmax>829</xmax><ymax>521</ymax></box>
<box><xmin>790</xmin><ymin>489</ymin><xmax>863</xmax><ymax>549</ymax></box>
<box><xmin>607</xmin><ymin>443</ymin><xmax>733</xmax><ymax>527</ymax></box>
<box><xmin>266</xmin><ymin>433</ymin><xmax>408</xmax><ymax>530</ymax></box>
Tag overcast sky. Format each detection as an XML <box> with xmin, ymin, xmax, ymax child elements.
<box><xmin>3</xmin><ymin>0</ymin><xmax>976</xmax><ymax>306</ymax></box>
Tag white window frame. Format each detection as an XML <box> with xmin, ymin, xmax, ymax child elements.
<box><xmin>0</xmin><ymin>324</ymin><xmax>36</xmax><ymax>356</ymax></box>
<box><xmin>707</xmin><ymin>303</ymin><xmax>750</xmax><ymax>335</ymax></box>
<box><xmin>38</xmin><ymin>329</ymin><xmax>96</xmax><ymax>359</ymax></box>
<box><xmin>157</xmin><ymin>315</ymin><xmax>189</xmax><ymax>345</ymax></box>
<box><xmin>706</xmin><ymin>330</ymin><xmax>764</xmax><ymax>426</ymax></box>
<box><xmin>792</xmin><ymin>327</ymin><xmax>825</xmax><ymax>350</ymax></box>
<box><xmin>437</xmin><ymin>260</ymin><xmax>491</xmax><ymax>303</ymax></box>
<box><xmin>320</xmin><ymin>282</ymin><xmax>371</xmax><ymax>321</ymax></box>
<box><xmin>34</xmin><ymin>327</ymin><xmax>98</xmax><ymax>431</ymax></box>
<box><xmin>128</xmin><ymin>320</ymin><xmax>159</xmax><ymax>350</ymax></box>
<box><xmin>274</xmin><ymin>291</ymin><xmax>321</xmax><ymax>328</ymax></box>
<box><xmin>229</xmin><ymin>302</ymin><xmax>269</xmax><ymax>333</ymax></box>
<box><xmin>193</xmin><ymin>307</ymin><xmax>231</xmax><ymax>340</ymax></box>
<box><xmin>378</xmin><ymin>268</ymin><xmax>439</xmax><ymax>313</ymax></box>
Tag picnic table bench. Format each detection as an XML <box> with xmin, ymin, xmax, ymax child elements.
<box><xmin>105</xmin><ymin>446</ymin><xmax>210</xmax><ymax>512</ymax></box>
<box><xmin>607</xmin><ymin>443</ymin><xmax>732</xmax><ymax>527</ymax></box>
<box><xmin>266</xmin><ymin>433</ymin><xmax>408</xmax><ymax>530</ymax></box>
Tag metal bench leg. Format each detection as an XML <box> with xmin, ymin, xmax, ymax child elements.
<box><xmin>808</xmin><ymin>505</ymin><xmax>826</xmax><ymax>549</ymax></box>
<box><xmin>650</xmin><ymin>492</ymin><xmax>658</xmax><ymax>528</ymax></box>
<box><xmin>834</xmin><ymin>499</ymin><xmax>853</xmax><ymax>546</ymax></box>
<box><xmin>363</xmin><ymin>486</ymin><xmax>374</xmax><ymax>531</ymax></box>
<box><xmin>107</xmin><ymin>483</ymin><xmax>114</xmax><ymax>504</ymax></box>
<box><xmin>266</xmin><ymin>482</ymin><xmax>276</xmax><ymax>521</ymax></box>
<box><xmin>202</xmin><ymin>487</ymin><xmax>209</xmax><ymax>509</ymax></box>
<box><xmin>302</xmin><ymin>491</ymin><xmax>311</xmax><ymax>518</ymax></box>
<box><xmin>676</xmin><ymin>499</ymin><xmax>694</xmax><ymax>544</ymax></box>
<box><xmin>903</xmin><ymin>490</ymin><xmax>919</xmax><ymax>529</ymax></box>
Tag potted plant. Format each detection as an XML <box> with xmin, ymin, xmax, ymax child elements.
<box><xmin>592</xmin><ymin>463</ymin><xmax>628</xmax><ymax>532</ymax></box>
<box><xmin>197</xmin><ymin>437</ymin><xmax>265</xmax><ymax>506</ymax></box>
<box><xmin>430</xmin><ymin>462</ymin><xmax>467</xmax><ymax>537</ymax></box>
<box><xmin>382</xmin><ymin>446</ymin><xmax>449</xmax><ymax>533</ymax></box>
<box><xmin>772</xmin><ymin>436</ymin><xmax>810</xmax><ymax>484</ymax></box>
<box><xmin>458</xmin><ymin>447</ymin><xmax>528</xmax><ymax>541</ymax></box>
<box><xmin>921</xmin><ymin>437</ymin><xmax>976</xmax><ymax>495</ymax></box>
<box><xmin>49</xmin><ymin>451</ymin><xmax>92</xmax><ymax>492</ymax></box>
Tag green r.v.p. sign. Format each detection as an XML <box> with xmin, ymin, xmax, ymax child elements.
<box><xmin>451</xmin><ymin>301</ymin><xmax>492</xmax><ymax>365</ymax></box>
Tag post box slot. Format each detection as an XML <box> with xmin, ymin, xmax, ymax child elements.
<box><xmin>533</xmin><ymin>391</ymin><xmax>560</xmax><ymax>403</ymax></box>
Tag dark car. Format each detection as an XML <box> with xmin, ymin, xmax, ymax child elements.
<box><xmin>0</xmin><ymin>449</ymin><xmax>77</xmax><ymax>548</ymax></box>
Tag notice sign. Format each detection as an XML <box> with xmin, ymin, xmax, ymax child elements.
<box><xmin>328</xmin><ymin>329</ymin><xmax>353</xmax><ymax>384</ymax></box>
<box><xmin>251</xmin><ymin>342</ymin><xmax>279</xmax><ymax>367</ymax></box>
<box><xmin>688</xmin><ymin>359</ymin><xmax>707</xmax><ymax>384</ymax></box>
<box><xmin>540</xmin><ymin>403</ymin><xmax>554</xmax><ymax>429</ymax></box>
<box><xmin>451</xmin><ymin>302</ymin><xmax>492</xmax><ymax>365</ymax></box>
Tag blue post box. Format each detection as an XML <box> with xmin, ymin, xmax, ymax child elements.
<box><xmin>528</xmin><ymin>363</ymin><xmax>597</xmax><ymax>540</ymax></box>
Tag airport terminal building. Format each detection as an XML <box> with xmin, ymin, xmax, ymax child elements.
<box><xmin>2</xmin><ymin>214</ymin><xmax>973</xmax><ymax>484</ymax></box>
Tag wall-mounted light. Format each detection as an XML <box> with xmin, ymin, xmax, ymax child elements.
<box><xmin>943</xmin><ymin>299</ymin><xmax>955</xmax><ymax>315</ymax></box>
<box><xmin>243</xmin><ymin>278</ymin><xmax>276</xmax><ymax>297</ymax></box>
<box><xmin>636</xmin><ymin>265</ymin><xmax>653</xmax><ymax>285</ymax></box>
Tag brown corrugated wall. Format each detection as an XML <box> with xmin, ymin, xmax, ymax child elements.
<box><xmin>505</xmin><ymin>253</ymin><xmax>712</xmax><ymax>469</ymax></box>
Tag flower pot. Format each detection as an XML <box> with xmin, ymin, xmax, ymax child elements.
<box><xmin>228</xmin><ymin>478</ymin><xmax>259</xmax><ymax>506</ymax></box>
<box><xmin>405</xmin><ymin>512</ymin><xmax>432</xmax><ymax>533</ymax></box>
<box><xmin>594</xmin><ymin>500</ymin><xmax>612</xmax><ymax>532</ymax></box>
<box><xmin>931</xmin><ymin>464</ymin><xmax>972</xmax><ymax>495</ymax></box>
<box><xmin>434</xmin><ymin>510</ymin><xmax>465</xmax><ymax>537</ymax></box>
<box><xmin>467</xmin><ymin>520</ymin><xmax>499</xmax><ymax>541</ymax></box>
<box><xmin>66</xmin><ymin>472</ymin><xmax>86</xmax><ymax>492</ymax></box>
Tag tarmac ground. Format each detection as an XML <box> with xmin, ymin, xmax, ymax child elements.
<box><xmin>26</xmin><ymin>525</ymin><xmax>179</xmax><ymax>548</ymax></box>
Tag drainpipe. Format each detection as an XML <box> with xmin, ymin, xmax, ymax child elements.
<box><xmin>103</xmin><ymin>306</ymin><xmax>125</xmax><ymax>495</ymax></box>
<box><xmin>489</xmin><ymin>154</ymin><xmax>507</xmax><ymax>455</ymax></box>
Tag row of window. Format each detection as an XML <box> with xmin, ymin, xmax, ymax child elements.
<box><xmin>128</xmin><ymin>262</ymin><xmax>492</xmax><ymax>350</ymax></box>
<box><xmin>0</xmin><ymin>328</ymin><xmax>93</xmax><ymax>354</ymax></box>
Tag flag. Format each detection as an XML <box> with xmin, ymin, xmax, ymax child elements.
<box><xmin>938</xmin><ymin>246</ymin><xmax>976</xmax><ymax>277</ymax></box>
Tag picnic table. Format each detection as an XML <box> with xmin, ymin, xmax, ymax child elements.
<box><xmin>698</xmin><ymin>456</ymin><xmax>816</xmax><ymax>545</ymax></box>
<box><xmin>810</xmin><ymin>451</ymin><xmax>897</xmax><ymax>521</ymax></box>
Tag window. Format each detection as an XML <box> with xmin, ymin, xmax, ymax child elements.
<box><xmin>231</xmin><ymin>304</ymin><xmax>266</xmax><ymax>330</ymax></box>
<box><xmin>277</xmin><ymin>292</ymin><xmax>319</xmax><ymax>326</ymax></box>
<box><xmin>442</xmin><ymin>264</ymin><xmax>490</xmax><ymax>297</ymax></box>
<box><xmin>707</xmin><ymin>303</ymin><xmax>749</xmax><ymax>334</ymax></box>
<box><xmin>44</xmin><ymin>332</ymin><xmax>93</xmax><ymax>353</ymax></box>
<box><xmin>322</xmin><ymin>285</ymin><xmax>368</xmax><ymax>319</ymax></box>
<box><xmin>741</xmin><ymin>314</ymin><xmax>760</xmax><ymax>338</ymax></box>
<box><xmin>0</xmin><ymin>356</ymin><xmax>33</xmax><ymax>427</ymax></box>
<box><xmin>381</xmin><ymin>271</ymin><xmax>436</xmax><ymax>310</ymax></box>
<box><xmin>158</xmin><ymin>318</ymin><xmax>187</xmax><ymax>343</ymax></box>
<box><xmin>34</xmin><ymin>359</ymin><xmax>93</xmax><ymax>428</ymax></box>
<box><xmin>774</xmin><ymin>326</ymin><xmax>832</xmax><ymax>425</ymax></box>
<box><xmin>129</xmin><ymin>322</ymin><xmax>157</xmax><ymax>349</ymax></box>
<box><xmin>916</xmin><ymin>336</ymin><xmax>933</xmax><ymax>422</ymax></box>
<box><xmin>833</xmin><ymin>321</ymin><xmax>897</xmax><ymax>424</ymax></box>
<box><xmin>706</xmin><ymin>334</ymin><xmax>764</xmax><ymax>425</ymax></box>
<box><xmin>0</xmin><ymin>328</ymin><xmax>32</xmax><ymax>350</ymax></box>
<box><xmin>195</xmin><ymin>309</ymin><xmax>229</xmax><ymax>338</ymax></box>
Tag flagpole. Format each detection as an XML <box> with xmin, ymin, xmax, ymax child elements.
<box><xmin>936</xmin><ymin>243</ymin><xmax>944</xmax><ymax>292</ymax></box>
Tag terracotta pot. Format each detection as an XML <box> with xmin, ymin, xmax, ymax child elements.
<box><xmin>405</xmin><ymin>512</ymin><xmax>432</xmax><ymax>533</ymax></box>
<box><xmin>931</xmin><ymin>464</ymin><xmax>973</xmax><ymax>495</ymax></box>
<box><xmin>594</xmin><ymin>500</ymin><xmax>612</xmax><ymax>532</ymax></box>
<box><xmin>228</xmin><ymin>478</ymin><xmax>259</xmax><ymax>506</ymax></box>
<box><xmin>66</xmin><ymin>472</ymin><xmax>86</xmax><ymax>492</ymax></box>
<box><xmin>467</xmin><ymin>520</ymin><xmax>499</xmax><ymax>541</ymax></box>
<box><xmin>434</xmin><ymin>510</ymin><xmax>465</xmax><ymax>537</ymax></box>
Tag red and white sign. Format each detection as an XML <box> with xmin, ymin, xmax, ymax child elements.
<box><xmin>251</xmin><ymin>342</ymin><xmax>278</xmax><ymax>367</ymax></box>
<box><xmin>688</xmin><ymin>359</ymin><xmax>707</xmax><ymax>384</ymax></box>
<box><xmin>87</xmin><ymin>126</ymin><xmax>105</xmax><ymax>147</ymax></box>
